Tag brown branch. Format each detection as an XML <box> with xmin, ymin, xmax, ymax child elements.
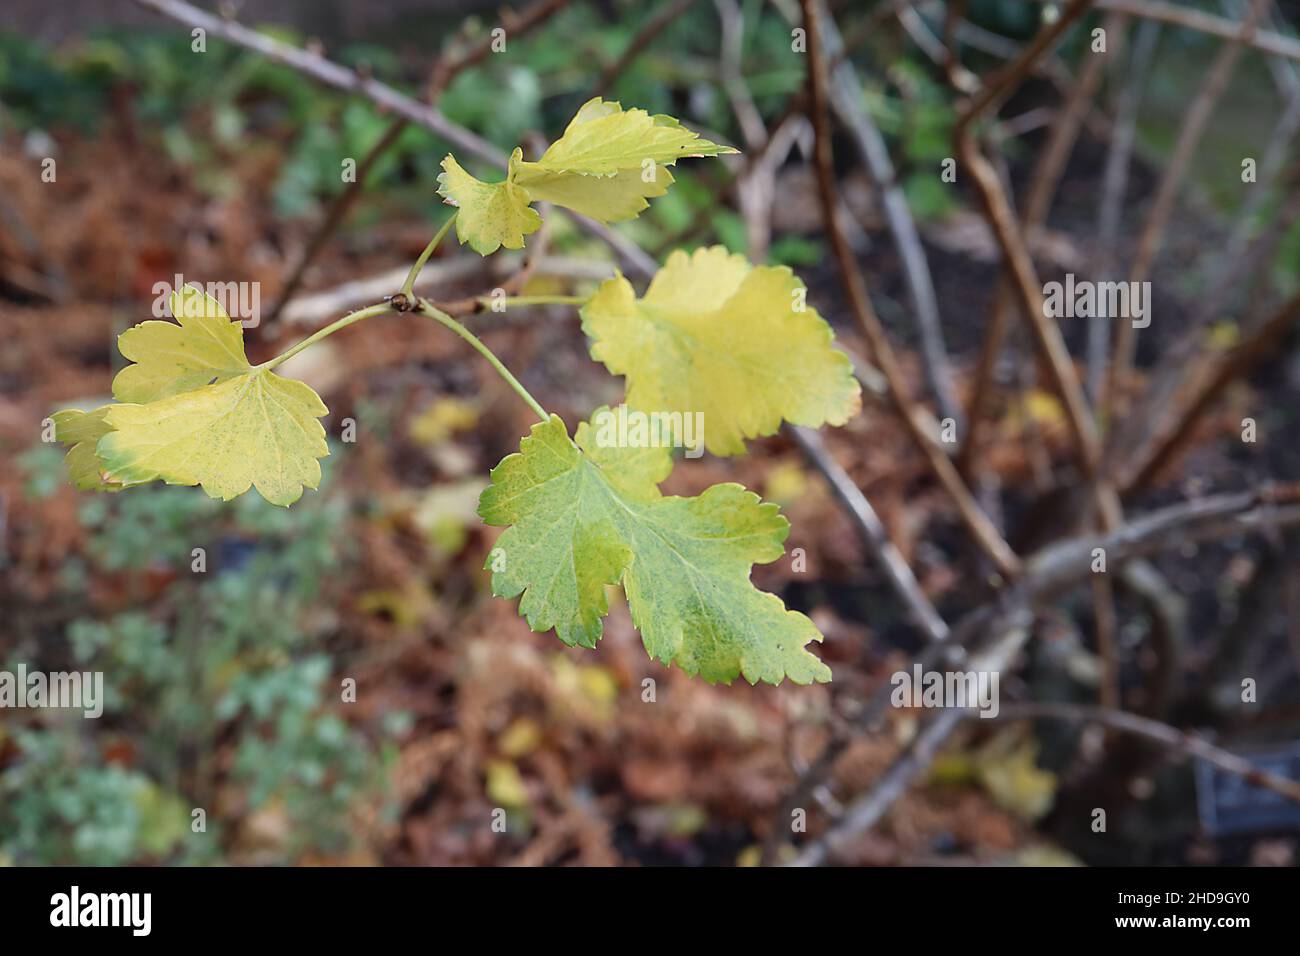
<box><xmin>1089</xmin><ymin>17</ymin><xmax>1159</xmax><ymax>401</ymax></box>
<box><xmin>267</xmin><ymin>116</ymin><xmax>409</xmax><ymax>324</ymax></box>
<box><xmin>994</xmin><ymin>702</ymin><xmax>1300</xmax><ymax>804</ymax></box>
<box><xmin>265</xmin><ymin>0</ymin><xmax>569</xmax><ymax>324</ymax></box>
<box><xmin>788</xmin><ymin>426</ymin><xmax>951</xmax><ymax>644</ymax></box>
<box><xmin>427</xmin><ymin>0</ymin><xmax>569</xmax><ymax>102</ymax></box>
<box><xmin>800</xmin><ymin>0</ymin><xmax>1021</xmax><ymax>580</ymax></box>
<box><xmin>129</xmin><ymin>0</ymin><xmax>654</xmax><ymax>279</ymax></box>
<box><xmin>1198</xmin><ymin>0</ymin><xmax>1300</xmax><ymax>321</ymax></box>
<box><xmin>1014</xmin><ymin>0</ymin><xmax>1300</xmax><ymax>63</ymax></box>
<box><xmin>1120</xmin><ymin>287</ymin><xmax>1300</xmax><ymax>492</ymax></box>
<box><xmin>812</xmin><ymin>0</ymin><xmax>964</xmax><ymax>428</ymax></box>
<box><xmin>777</xmin><ymin>483</ymin><xmax>1300</xmax><ymax>864</ymax></box>
<box><xmin>1104</xmin><ymin>0</ymin><xmax>1270</xmax><ymax>423</ymax></box>
<box><xmin>787</xmin><ymin>613</ymin><xmax>1032</xmax><ymax>866</ymax></box>
<box><xmin>953</xmin><ymin>0</ymin><xmax>1105</xmax><ymax>500</ymax></box>
<box><xmin>958</xmin><ymin>11</ymin><xmax>1127</xmax><ymax>474</ymax></box>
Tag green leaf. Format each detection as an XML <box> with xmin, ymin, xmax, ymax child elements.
<box><xmin>478</xmin><ymin>410</ymin><xmax>830</xmax><ymax>685</ymax></box>
<box><xmin>581</xmin><ymin>246</ymin><xmax>861</xmax><ymax>455</ymax></box>
<box><xmin>437</xmin><ymin>151</ymin><xmax>542</xmax><ymax>255</ymax></box>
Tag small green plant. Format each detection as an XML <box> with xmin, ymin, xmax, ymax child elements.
<box><xmin>53</xmin><ymin>99</ymin><xmax>862</xmax><ymax>686</ymax></box>
<box><xmin>2</xmin><ymin>475</ymin><xmax>390</xmax><ymax>865</ymax></box>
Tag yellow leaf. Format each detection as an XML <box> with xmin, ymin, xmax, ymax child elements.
<box><xmin>113</xmin><ymin>285</ymin><xmax>250</xmax><ymax>403</ymax></box>
<box><xmin>581</xmin><ymin>247</ymin><xmax>861</xmax><ymax>455</ymax></box>
<box><xmin>1207</xmin><ymin>319</ymin><xmax>1239</xmax><ymax>350</ymax></box>
<box><xmin>520</xmin><ymin>98</ymin><xmax>736</xmax><ymax>176</ymax></box>
<box><xmin>98</xmin><ymin>370</ymin><xmax>329</xmax><ymax>507</ymax></box>
<box><xmin>764</xmin><ymin>460</ymin><xmax>809</xmax><ymax>507</ymax></box>
<box><xmin>577</xmin><ymin>664</ymin><xmax>619</xmax><ymax>706</ymax></box>
<box><xmin>437</xmin><ymin>100</ymin><xmax>736</xmax><ymax>252</ymax></box>
<box><xmin>437</xmin><ymin>151</ymin><xmax>541</xmax><ymax>255</ymax></box>
<box><xmin>511</xmin><ymin>115</ymin><xmax>679</xmax><ymax>223</ymax></box>
<box><xmin>413</xmin><ymin>477</ymin><xmax>488</xmax><ymax>554</ymax></box>
<box><xmin>485</xmin><ymin>759</ymin><xmax>529</xmax><ymax>808</ymax></box>
<box><xmin>975</xmin><ymin>735</ymin><xmax>1057</xmax><ymax>822</ymax></box>
<box><xmin>51</xmin><ymin>406</ymin><xmax>124</xmax><ymax>491</ymax></box>
<box><xmin>1007</xmin><ymin>388</ymin><xmax>1066</xmax><ymax>434</ymax></box>
<box><xmin>498</xmin><ymin>717</ymin><xmax>542</xmax><ymax>758</ymax></box>
<box><xmin>408</xmin><ymin>397</ymin><xmax>480</xmax><ymax>446</ymax></box>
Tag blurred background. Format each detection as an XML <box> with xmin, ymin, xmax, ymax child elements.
<box><xmin>2</xmin><ymin>0</ymin><xmax>1299</xmax><ymax>866</ymax></box>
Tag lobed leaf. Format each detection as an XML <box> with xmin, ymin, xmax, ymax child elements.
<box><xmin>437</xmin><ymin>151</ymin><xmax>542</xmax><ymax>255</ymax></box>
<box><xmin>52</xmin><ymin>406</ymin><xmax>123</xmax><ymax>491</ymax></box>
<box><xmin>581</xmin><ymin>246</ymin><xmax>862</xmax><ymax>455</ymax></box>
<box><xmin>113</xmin><ymin>286</ymin><xmax>250</xmax><ymax>402</ymax></box>
<box><xmin>521</xmin><ymin>98</ymin><xmax>737</xmax><ymax>176</ymax></box>
<box><xmin>437</xmin><ymin>99</ymin><xmax>736</xmax><ymax>254</ymax></box>
<box><xmin>98</xmin><ymin>371</ymin><xmax>329</xmax><ymax>507</ymax></box>
<box><xmin>54</xmin><ymin>284</ymin><xmax>330</xmax><ymax>506</ymax></box>
<box><xmin>478</xmin><ymin>409</ymin><xmax>831</xmax><ymax>685</ymax></box>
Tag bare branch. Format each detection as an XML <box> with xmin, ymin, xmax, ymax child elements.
<box><xmin>1120</xmin><ymin>288</ymin><xmax>1300</xmax><ymax>492</ymax></box>
<box><xmin>959</xmin><ymin>10</ymin><xmax>1127</xmax><ymax>472</ymax></box>
<box><xmin>129</xmin><ymin>0</ymin><xmax>656</xmax><ymax>279</ymax></box>
<box><xmin>267</xmin><ymin>117</ymin><xmax>409</xmax><ymax>325</ymax></box>
<box><xmin>788</xmin><ymin>426</ymin><xmax>950</xmax><ymax>643</ymax></box>
<box><xmin>1089</xmin><ymin>17</ymin><xmax>1159</xmax><ymax>401</ymax></box>
<box><xmin>771</xmin><ymin>483</ymin><xmax>1300</xmax><ymax>864</ymax></box>
<box><xmin>994</xmin><ymin>702</ymin><xmax>1300</xmax><ymax>804</ymax></box>
<box><xmin>812</xmin><ymin>0</ymin><xmax>964</xmax><ymax>429</ymax></box>
<box><xmin>1104</xmin><ymin>0</ymin><xmax>1270</xmax><ymax>421</ymax></box>
<box><xmin>1015</xmin><ymin>0</ymin><xmax>1300</xmax><ymax>63</ymax></box>
<box><xmin>800</xmin><ymin>0</ymin><xmax>1022</xmax><ymax>579</ymax></box>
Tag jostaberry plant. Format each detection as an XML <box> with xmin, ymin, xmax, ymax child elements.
<box><xmin>54</xmin><ymin>99</ymin><xmax>862</xmax><ymax>686</ymax></box>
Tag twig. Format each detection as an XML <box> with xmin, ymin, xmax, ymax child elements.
<box><xmin>1089</xmin><ymin>17</ymin><xmax>1159</xmax><ymax>401</ymax></box>
<box><xmin>1103</xmin><ymin>0</ymin><xmax>1270</xmax><ymax>422</ymax></box>
<box><xmin>800</xmin><ymin>0</ymin><xmax>1021</xmax><ymax>579</ymax></box>
<box><xmin>958</xmin><ymin>10</ymin><xmax>1127</xmax><ymax>473</ymax></box>
<box><xmin>954</xmin><ymin>0</ymin><xmax>1107</xmax><ymax>497</ymax></box>
<box><xmin>267</xmin><ymin>117</ymin><xmax>409</xmax><ymax>324</ymax></box>
<box><xmin>1120</xmin><ymin>287</ymin><xmax>1300</xmax><ymax>492</ymax></box>
<box><xmin>778</xmin><ymin>483</ymin><xmax>1300</xmax><ymax>864</ymax></box>
<box><xmin>129</xmin><ymin>0</ymin><xmax>655</xmax><ymax>279</ymax></box>
<box><xmin>895</xmin><ymin>1</ymin><xmax>967</xmax><ymax>87</ymax></box>
<box><xmin>788</xmin><ymin>613</ymin><xmax>1032</xmax><ymax>866</ymax></box>
<box><xmin>813</xmin><ymin>0</ymin><xmax>964</xmax><ymax>429</ymax></box>
<box><xmin>1198</xmin><ymin>0</ymin><xmax>1300</xmax><ymax>320</ymax></box>
<box><xmin>280</xmin><ymin>254</ymin><xmax>617</xmax><ymax>325</ymax></box>
<box><xmin>993</xmin><ymin>702</ymin><xmax>1300</xmax><ymax>804</ymax></box>
<box><xmin>266</xmin><ymin>0</ymin><xmax>570</xmax><ymax>324</ymax></box>
<box><xmin>427</xmin><ymin>0</ymin><xmax>569</xmax><ymax>102</ymax></box>
<box><xmin>714</xmin><ymin>0</ymin><xmax>768</xmax><ymax>150</ymax></box>
<box><xmin>1013</xmin><ymin>0</ymin><xmax>1300</xmax><ymax>64</ymax></box>
<box><xmin>715</xmin><ymin>0</ymin><xmax>778</xmax><ymax>259</ymax></box>
<box><xmin>788</xmin><ymin>426</ymin><xmax>950</xmax><ymax>643</ymax></box>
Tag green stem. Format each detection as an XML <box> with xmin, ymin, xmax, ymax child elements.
<box><xmin>259</xmin><ymin>302</ymin><xmax>395</xmax><ymax>372</ymax></box>
<box><xmin>417</xmin><ymin>299</ymin><xmax>549</xmax><ymax>422</ymax></box>
<box><xmin>487</xmin><ymin>294</ymin><xmax>589</xmax><ymax>308</ymax></box>
<box><xmin>400</xmin><ymin>213</ymin><xmax>457</xmax><ymax>299</ymax></box>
